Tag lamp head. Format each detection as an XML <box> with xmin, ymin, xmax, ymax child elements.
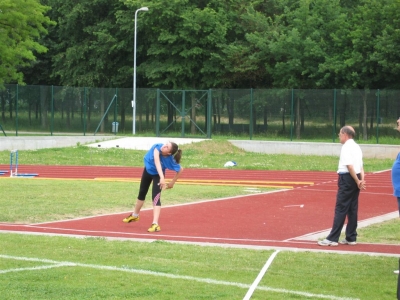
<box><xmin>140</xmin><ymin>7</ymin><xmax>149</xmax><ymax>11</ymax></box>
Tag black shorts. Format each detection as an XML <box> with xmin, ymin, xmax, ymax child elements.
<box><xmin>137</xmin><ymin>168</ymin><xmax>162</xmax><ymax>206</ymax></box>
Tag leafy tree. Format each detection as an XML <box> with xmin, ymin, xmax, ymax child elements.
<box><xmin>134</xmin><ymin>0</ymin><xmax>227</xmax><ymax>89</ymax></box>
<box><xmin>216</xmin><ymin>4</ymin><xmax>274</xmax><ymax>89</ymax></box>
<box><xmin>266</xmin><ymin>0</ymin><xmax>349</xmax><ymax>89</ymax></box>
<box><xmin>370</xmin><ymin>0</ymin><xmax>400</xmax><ymax>89</ymax></box>
<box><xmin>320</xmin><ymin>0</ymin><xmax>399</xmax><ymax>139</ymax></box>
<box><xmin>222</xmin><ymin>0</ymin><xmax>347</xmax><ymax>137</ymax></box>
<box><xmin>0</xmin><ymin>0</ymin><xmax>55</xmax><ymax>88</ymax></box>
<box><xmin>126</xmin><ymin>0</ymin><xmax>248</xmax><ymax>134</ymax></box>
<box><xmin>50</xmin><ymin>0</ymin><xmax>132</xmax><ymax>88</ymax></box>
<box><xmin>16</xmin><ymin>0</ymin><xmax>400</xmax><ymax>96</ymax></box>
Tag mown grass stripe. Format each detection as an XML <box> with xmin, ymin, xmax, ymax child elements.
<box><xmin>0</xmin><ymin>254</ymin><xmax>359</xmax><ymax>300</ymax></box>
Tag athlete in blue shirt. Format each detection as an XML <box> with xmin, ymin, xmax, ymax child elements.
<box><xmin>123</xmin><ymin>142</ymin><xmax>183</xmax><ymax>232</ymax></box>
<box><xmin>392</xmin><ymin>118</ymin><xmax>400</xmax><ymax>218</ymax></box>
<box><xmin>391</xmin><ymin>118</ymin><xmax>400</xmax><ymax>276</ymax></box>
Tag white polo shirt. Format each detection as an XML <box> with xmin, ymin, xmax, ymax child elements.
<box><xmin>337</xmin><ymin>139</ymin><xmax>363</xmax><ymax>174</ymax></box>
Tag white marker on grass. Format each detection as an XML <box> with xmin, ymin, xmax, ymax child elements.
<box><xmin>243</xmin><ymin>250</ymin><xmax>280</xmax><ymax>300</ymax></box>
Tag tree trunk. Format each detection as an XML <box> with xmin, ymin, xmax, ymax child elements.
<box><xmin>100</xmin><ymin>89</ymin><xmax>105</xmax><ymax>133</ymax></box>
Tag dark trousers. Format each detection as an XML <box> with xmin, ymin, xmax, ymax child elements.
<box><xmin>137</xmin><ymin>168</ymin><xmax>162</xmax><ymax>206</ymax></box>
<box><xmin>326</xmin><ymin>173</ymin><xmax>360</xmax><ymax>242</ymax></box>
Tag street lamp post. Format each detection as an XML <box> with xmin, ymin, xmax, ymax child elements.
<box><xmin>132</xmin><ymin>6</ymin><xmax>149</xmax><ymax>135</ymax></box>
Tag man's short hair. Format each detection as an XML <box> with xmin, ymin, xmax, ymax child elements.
<box><xmin>341</xmin><ymin>126</ymin><xmax>355</xmax><ymax>138</ymax></box>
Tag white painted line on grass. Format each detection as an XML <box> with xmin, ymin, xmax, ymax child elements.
<box><xmin>0</xmin><ymin>263</ymin><xmax>74</xmax><ymax>274</ymax></box>
<box><xmin>0</xmin><ymin>254</ymin><xmax>359</xmax><ymax>300</ymax></box>
<box><xmin>243</xmin><ymin>250</ymin><xmax>280</xmax><ymax>300</ymax></box>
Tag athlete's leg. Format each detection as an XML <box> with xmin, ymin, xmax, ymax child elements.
<box><xmin>133</xmin><ymin>168</ymin><xmax>153</xmax><ymax>215</ymax></box>
<box><xmin>151</xmin><ymin>175</ymin><xmax>162</xmax><ymax>224</ymax></box>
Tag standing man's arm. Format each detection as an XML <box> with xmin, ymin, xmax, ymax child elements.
<box><xmin>348</xmin><ymin>164</ymin><xmax>366</xmax><ymax>190</ymax></box>
<box><xmin>359</xmin><ymin>166</ymin><xmax>366</xmax><ymax>190</ymax></box>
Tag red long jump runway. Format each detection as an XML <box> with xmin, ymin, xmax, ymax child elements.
<box><xmin>1</xmin><ymin>165</ymin><xmax>399</xmax><ymax>255</ymax></box>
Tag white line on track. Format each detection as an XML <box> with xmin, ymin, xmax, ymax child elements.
<box><xmin>28</xmin><ymin>189</ymin><xmax>286</xmax><ymax>226</ymax></box>
<box><xmin>0</xmin><ymin>254</ymin><xmax>359</xmax><ymax>300</ymax></box>
<box><xmin>292</xmin><ymin>211</ymin><xmax>399</xmax><ymax>241</ymax></box>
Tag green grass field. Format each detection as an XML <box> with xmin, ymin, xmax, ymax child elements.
<box><xmin>0</xmin><ymin>139</ymin><xmax>399</xmax><ymax>299</ymax></box>
<box><xmin>1</xmin><ymin>234</ymin><xmax>398</xmax><ymax>300</ymax></box>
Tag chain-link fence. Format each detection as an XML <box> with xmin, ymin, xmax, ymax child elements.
<box><xmin>1</xmin><ymin>84</ymin><xmax>400</xmax><ymax>142</ymax></box>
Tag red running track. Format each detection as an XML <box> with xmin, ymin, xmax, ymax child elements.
<box><xmin>0</xmin><ymin>165</ymin><xmax>399</xmax><ymax>255</ymax></box>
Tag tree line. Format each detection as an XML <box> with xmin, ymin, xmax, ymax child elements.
<box><xmin>2</xmin><ymin>0</ymin><xmax>400</xmax><ymax>92</ymax></box>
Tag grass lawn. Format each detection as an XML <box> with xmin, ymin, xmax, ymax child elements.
<box><xmin>1</xmin><ymin>234</ymin><xmax>398</xmax><ymax>300</ymax></box>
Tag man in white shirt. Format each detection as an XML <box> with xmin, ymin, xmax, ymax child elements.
<box><xmin>318</xmin><ymin>126</ymin><xmax>366</xmax><ymax>246</ymax></box>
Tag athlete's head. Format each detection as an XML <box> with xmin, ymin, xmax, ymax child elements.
<box><xmin>160</xmin><ymin>142</ymin><xmax>182</xmax><ymax>163</ymax></box>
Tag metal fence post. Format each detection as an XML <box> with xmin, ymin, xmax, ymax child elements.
<box><xmin>83</xmin><ymin>87</ymin><xmax>87</xmax><ymax>136</ymax></box>
<box><xmin>15</xmin><ymin>84</ymin><xmax>18</xmax><ymax>136</ymax></box>
<box><xmin>376</xmin><ymin>89</ymin><xmax>380</xmax><ymax>144</ymax></box>
<box><xmin>333</xmin><ymin>88</ymin><xmax>337</xmax><ymax>142</ymax></box>
<box><xmin>156</xmin><ymin>89</ymin><xmax>160</xmax><ymax>137</ymax></box>
<box><xmin>114</xmin><ymin>88</ymin><xmax>118</xmax><ymax>135</ymax></box>
<box><xmin>181</xmin><ymin>90</ymin><xmax>185</xmax><ymax>137</ymax></box>
<box><xmin>51</xmin><ymin>85</ymin><xmax>54</xmax><ymax>136</ymax></box>
<box><xmin>290</xmin><ymin>89</ymin><xmax>294</xmax><ymax>141</ymax></box>
<box><xmin>207</xmin><ymin>89</ymin><xmax>212</xmax><ymax>139</ymax></box>
<box><xmin>249</xmin><ymin>88</ymin><xmax>253</xmax><ymax>140</ymax></box>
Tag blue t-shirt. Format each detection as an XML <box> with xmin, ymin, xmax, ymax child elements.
<box><xmin>391</xmin><ymin>152</ymin><xmax>400</xmax><ymax>197</ymax></box>
<box><xmin>144</xmin><ymin>143</ymin><xmax>181</xmax><ymax>175</ymax></box>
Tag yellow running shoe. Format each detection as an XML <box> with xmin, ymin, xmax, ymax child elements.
<box><xmin>122</xmin><ymin>215</ymin><xmax>139</xmax><ymax>223</ymax></box>
<box><xmin>148</xmin><ymin>223</ymin><xmax>161</xmax><ymax>232</ymax></box>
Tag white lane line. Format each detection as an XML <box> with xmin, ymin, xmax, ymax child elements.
<box><xmin>292</xmin><ymin>211</ymin><xmax>399</xmax><ymax>241</ymax></box>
